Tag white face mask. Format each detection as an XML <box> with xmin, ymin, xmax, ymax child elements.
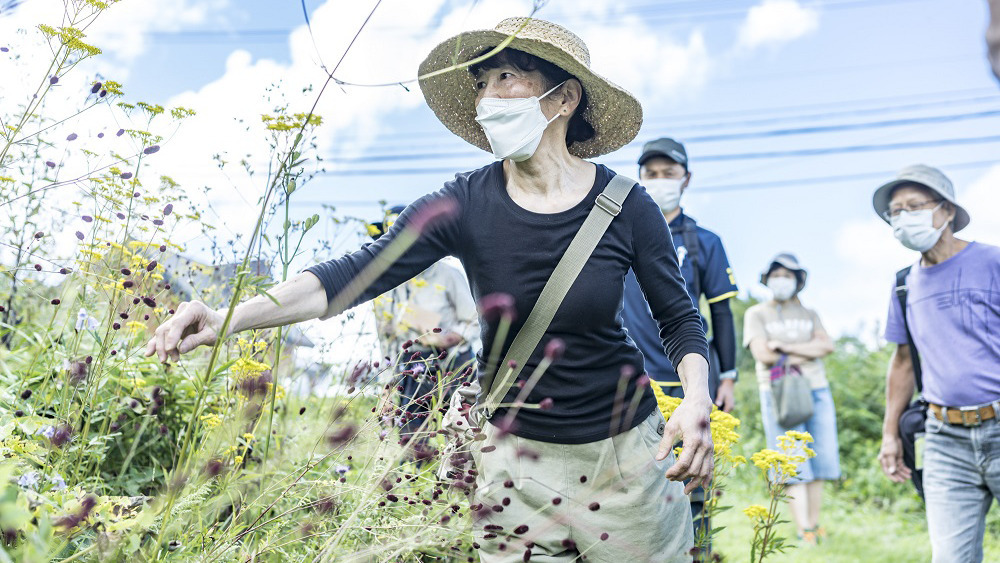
<box><xmin>767</xmin><ymin>277</ymin><xmax>797</xmax><ymax>302</ymax></box>
<box><xmin>475</xmin><ymin>81</ymin><xmax>565</xmax><ymax>162</ymax></box>
<box><xmin>645</xmin><ymin>178</ymin><xmax>685</xmax><ymax>212</ymax></box>
<box><xmin>891</xmin><ymin>202</ymin><xmax>947</xmax><ymax>252</ymax></box>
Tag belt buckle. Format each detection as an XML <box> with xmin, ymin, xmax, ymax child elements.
<box><xmin>958</xmin><ymin>405</ymin><xmax>982</xmax><ymax>427</ymax></box>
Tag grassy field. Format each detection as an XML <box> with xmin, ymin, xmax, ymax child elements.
<box><xmin>711</xmin><ymin>472</ymin><xmax>1000</xmax><ymax>562</ymax></box>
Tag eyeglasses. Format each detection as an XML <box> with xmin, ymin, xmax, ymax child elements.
<box><xmin>882</xmin><ymin>199</ymin><xmax>941</xmax><ymax>221</ymax></box>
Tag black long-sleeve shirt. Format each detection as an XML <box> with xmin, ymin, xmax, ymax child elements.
<box><xmin>306</xmin><ymin>162</ymin><xmax>708</xmax><ymax>444</ymax></box>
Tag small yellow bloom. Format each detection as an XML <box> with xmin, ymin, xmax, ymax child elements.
<box><xmin>199</xmin><ymin>414</ymin><xmax>222</xmax><ymax>428</ymax></box>
<box><xmin>234</xmin><ymin>455</ymin><xmax>243</xmax><ymax>465</ymax></box>
<box><xmin>242</xmin><ymin>433</ymin><xmax>255</xmax><ymax>442</ymax></box>
<box><xmin>743</xmin><ymin>504</ymin><xmax>770</xmax><ymax>521</ymax></box>
<box><xmin>786</xmin><ymin>430</ymin><xmax>813</xmax><ymax>443</ymax></box>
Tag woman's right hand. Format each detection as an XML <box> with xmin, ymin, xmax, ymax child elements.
<box><xmin>145</xmin><ymin>301</ymin><xmax>225</xmax><ymax>363</ymax></box>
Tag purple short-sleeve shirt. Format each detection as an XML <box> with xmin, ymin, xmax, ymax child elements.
<box><xmin>884</xmin><ymin>241</ymin><xmax>1000</xmax><ymax>407</ymax></box>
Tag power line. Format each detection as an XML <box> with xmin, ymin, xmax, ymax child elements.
<box><xmin>324</xmin><ymin>110</ymin><xmax>1000</xmax><ymax>164</ymax></box>
<box><xmin>315</xmin><ymin>134</ymin><xmax>1000</xmax><ymax>177</ymax></box>
<box><xmin>332</xmin><ymin>90</ymin><xmax>1000</xmax><ymax>150</ymax></box>
<box><xmin>283</xmin><ymin>159</ymin><xmax>997</xmax><ymax>207</ymax></box>
<box><xmin>144</xmin><ymin>0</ymin><xmax>927</xmax><ymax>43</ymax></box>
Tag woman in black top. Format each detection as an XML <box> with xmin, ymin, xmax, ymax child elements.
<box><xmin>148</xmin><ymin>17</ymin><xmax>714</xmax><ymax>562</ymax></box>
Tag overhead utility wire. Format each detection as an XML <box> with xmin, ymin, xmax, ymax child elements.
<box><xmin>315</xmin><ymin>134</ymin><xmax>1000</xmax><ymax>177</ymax></box>
<box><xmin>284</xmin><ymin>160</ymin><xmax>997</xmax><ymax>207</ymax></box>
<box><xmin>145</xmin><ymin>0</ymin><xmax>923</xmax><ymax>43</ymax></box>
<box><xmin>332</xmin><ymin>92</ymin><xmax>1000</xmax><ymax>149</ymax></box>
<box><xmin>325</xmin><ymin>110</ymin><xmax>1000</xmax><ymax>164</ymax></box>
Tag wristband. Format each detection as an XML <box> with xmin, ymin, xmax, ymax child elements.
<box><xmin>719</xmin><ymin>369</ymin><xmax>738</xmax><ymax>381</ymax></box>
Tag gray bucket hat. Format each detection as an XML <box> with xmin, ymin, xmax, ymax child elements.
<box><xmin>760</xmin><ymin>253</ymin><xmax>807</xmax><ymax>293</ymax></box>
<box><xmin>872</xmin><ymin>164</ymin><xmax>970</xmax><ymax>232</ymax></box>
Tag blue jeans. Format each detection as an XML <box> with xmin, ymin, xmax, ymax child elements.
<box><xmin>759</xmin><ymin>387</ymin><xmax>841</xmax><ymax>484</ymax></box>
<box><xmin>924</xmin><ymin>411</ymin><xmax>1000</xmax><ymax>563</ymax></box>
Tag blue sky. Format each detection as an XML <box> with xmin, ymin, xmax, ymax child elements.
<box><xmin>4</xmin><ymin>0</ymin><xmax>999</xmax><ymax>353</ymax></box>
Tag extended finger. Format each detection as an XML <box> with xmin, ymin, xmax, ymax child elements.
<box><xmin>677</xmin><ymin>436</ymin><xmax>710</xmax><ymax>482</ymax></box>
<box><xmin>144</xmin><ymin>335</ymin><xmax>157</xmax><ymax>357</ymax></box>
<box><xmin>657</xmin><ymin>424</ymin><xmax>679</xmax><ymax>461</ymax></box>
<box><xmin>178</xmin><ymin>328</ymin><xmax>212</xmax><ymax>354</ymax></box>
<box><xmin>156</xmin><ymin>326</ymin><xmax>169</xmax><ymax>363</ymax></box>
<box><xmin>163</xmin><ymin>312</ymin><xmax>195</xmax><ymax>356</ymax></box>
<box><xmin>665</xmin><ymin>441</ymin><xmax>695</xmax><ymax>480</ymax></box>
<box><xmin>685</xmin><ymin>453</ymin><xmax>713</xmax><ymax>494</ymax></box>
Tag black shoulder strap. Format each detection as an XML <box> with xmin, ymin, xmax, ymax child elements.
<box><xmin>680</xmin><ymin>216</ymin><xmax>702</xmax><ymax>300</ymax></box>
<box><xmin>894</xmin><ymin>266</ymin><xmax>923</xmax><ymax>392</ymax></box>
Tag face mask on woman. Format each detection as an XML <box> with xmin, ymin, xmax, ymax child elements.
<box><xmin>891</xmin><ymin>203</ymin><xmax>947</xmax><ymax>252</ymax></box>
<box><xmin>475</xmin><ymin>81</ymin><xmax>565</xmax><ymax>162</ymax></box>
<box><xmin>767</xmin><ymin>276</ymin><xmax>797</xmax><ymax>302</ymax></box>
<box><xmin>645</xmin><ymin>178</ymin><xmax>685</xmax><ymax>212</ymax></box>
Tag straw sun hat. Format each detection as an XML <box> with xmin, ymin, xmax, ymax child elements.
<box><xmin>418</xmin><ymin>17</ymin><xmax>643</xmax><ymax>159</ymax></box>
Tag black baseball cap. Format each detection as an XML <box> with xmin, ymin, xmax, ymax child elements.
<box><xmin>638</xmin><ymin>137</ymin><xmax>688</xmax><ymax>170</ymax></box>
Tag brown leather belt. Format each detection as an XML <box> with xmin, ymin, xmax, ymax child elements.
<box><xmin>929</xmin><ymin>402</ymin><xmax>999</xmax><ymax>427</ymax></box>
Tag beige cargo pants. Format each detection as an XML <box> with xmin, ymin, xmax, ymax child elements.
<box><xmin>471</xmin><ymin>410</ymin><xmax>693</xmax><ymax>562</ymax></box>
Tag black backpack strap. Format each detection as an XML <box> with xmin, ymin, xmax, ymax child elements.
<box><xmin>894</xmin><ymin>266</ymin><xmax>923</xmax><ymax>392</ymax></box>
<box><xmin>680</xmin><ymin>215</ymin><xmax>702</xmax><ymax>300</ymax></box>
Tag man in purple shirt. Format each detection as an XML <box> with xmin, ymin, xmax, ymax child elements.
<box><xmin>874</xmin><ymin>164</ymin><xmax>1000</xmax><ymax>563</ymax></box>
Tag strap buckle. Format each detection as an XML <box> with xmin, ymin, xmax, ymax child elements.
<box><xmin>958</xmin><ymin>405</ymin><xmax>983</xmax><ymax>427</ymax></box>
<box><xmin>595</xmin><ymin>193</ymin><xmax>622</xmax><ymax>217</ymax></box>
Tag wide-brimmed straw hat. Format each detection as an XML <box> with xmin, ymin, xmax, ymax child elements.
<box><xmin>418</xmin><ymin>17</ymin><xmax>643</xmax><ymax>159</ymax></box>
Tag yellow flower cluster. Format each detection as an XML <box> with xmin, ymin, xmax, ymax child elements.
<box><xmin>199</xmin><ymin>414</ymin><xmax>222</xmax><ymax>429</ymax></box>
<box><xmin>743</xmin><ymin>504</ymin><xmax>770</xmax><ymax>521</ymax></box>
<box><xmin>38</xmin><ymin>24</ymin><xmax>101</xmax><ymax>56</ymax></box>
<box><xmin>260</xmin><ymin>112</ymin><xmax>324</xmax><ymax>131</ymax></box>
<box><xmin>650</xmin><ymin>381</ymin><xmax>745</xmax><ymax>465</ymax></box>
<box><xmin>230</xmin><ymin>357</ymin><xmax>270</xmax><ymax>383</ymax></box>
<box><xmin>750</xmin><ymin>431</ymin><xmax>816</xmax><ymax>482</ymax></box>
<box><xmin>236</xmin><ymin>338</ymin><xmax>268</xmax><ymax>355</ymax></box>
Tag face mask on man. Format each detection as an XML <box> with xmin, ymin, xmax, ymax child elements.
<box><xmin>767</xmin><ymin>276</ymin><xmax>797</xmax><ymax>302</ymax></box>
<box><xmin>891</xmin><ymin>202</ymin><xmax>947</xmax><ymax>252</ymax></box>
<box><xmin>645</xmin><ymin>178</ymin><xmax>686</xmax><ymax>212</ymax></box>
<box><xmin>475</xmin><ymin>81</ymin><xmax>565</xmax><ymax>162</ymax></box>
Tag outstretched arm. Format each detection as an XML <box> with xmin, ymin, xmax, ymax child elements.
<box><xmin>145</xmin><ymin>272</ymin><xmax>328</xmax><ymax>362</ymax></box>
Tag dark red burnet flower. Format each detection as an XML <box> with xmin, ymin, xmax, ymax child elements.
<box><xmin>55</xmin><ymin>495</ymin><xmax>96</xmax><ymax>529</ymax></box>
<box><xmin>326</xmin><ymin>425</ymin><xmax>358</xmax><ymax>449</ymax></box>
<box><xmin>237</xmin><ymin>370</ymin><xmax>272</xmax><ymax>397</ymax></box>
<box><xmin>204</xmin><ymin>459</ymin><xmax>224</xmax><ymax>478</ymax></box>
<box><xmin>68</xmin><ymin>360</ymin><xmax>88</xmax><ymax>384</ymax></box>
<box><xmin>544</xmin><ymin>338</ymin><xmax>565</xmax><ymax>361</ymax></box>
<box><xmin>479</xmin><ymin>293</ymin><xmax>516</xmax><ymax>322</ymax></box>
<box><xmin>49</xmin><ymin>424</ymin><xmax>73</xmax><ymax>447</ymax></box>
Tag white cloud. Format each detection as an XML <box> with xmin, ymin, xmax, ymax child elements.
<box><xmin>958</xmin><ymin>164</ymin><xmax>1000</xmax><ymax>242</ymax></box>
<box><xmin>0</xmin><ymin>0</ymin><xmax>229</xmax><ymax>80</ymax></box>
<box><xmin>737</xmin><ymin>0</ymin><xmax>819</xmax><ymax>50</ymax></box>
